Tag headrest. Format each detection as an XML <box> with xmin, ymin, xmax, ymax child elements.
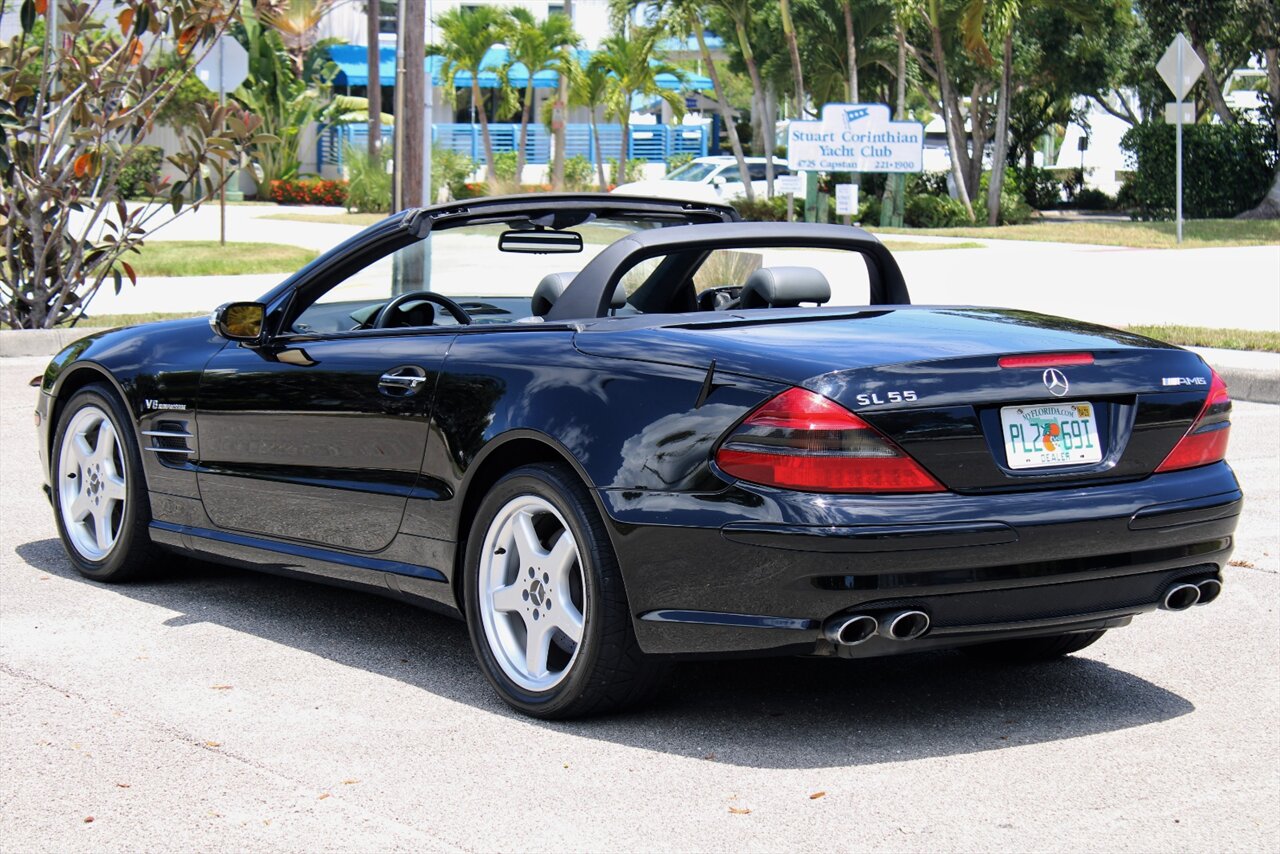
<box><xmin>739</xmin><ymin>266</ymin><xmax>831</xmax><ymax>309</ymax></box>
<box><xmin>531</xmin><ymin>272</ymin><xmax>577</xmax><ymax>317</ymax></box>
<box><xmin>531</xmin><ymin>272</ymin><xmax>626</xmax><ymax>317</ymax></box>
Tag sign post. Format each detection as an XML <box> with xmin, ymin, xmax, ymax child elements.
<box><xmin>1156</xmin><ymin>33</ymin><xmax>1204</xmax><ymax>245</ymax></box>
<box><xmin>195</xmin><ymin>37</ymin><xmax>250</xmax><ymax>245</ymax></box>
<box><xmin>775</xmin><ymin>173</ymin><xmax>803</xmax><ymax>221</ymax></box>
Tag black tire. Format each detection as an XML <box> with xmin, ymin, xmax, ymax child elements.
<box><xmin>961</xmin><ymin>629</ymin><xmax>1107</xmax><ymax>664</ymax></box>
<box><xmin>463</xmin><ymin>463</ymin><xmax>669</xmax><ymax>719</ymax></box>
<box><xmin>50</xmin><ymin>384</ymin><xmax>161</xmax><ymax>582</ymax></box>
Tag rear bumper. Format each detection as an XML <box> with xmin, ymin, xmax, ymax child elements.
<box><xmin>599</xmin><ymin>462</ymin><xmax>1241</xmax><ymax>657</ymax></box>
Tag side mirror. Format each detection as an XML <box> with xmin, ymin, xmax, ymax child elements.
<box><xmin>712</xmin><ymin>176</ymin><xmax>727</xmax><ymax>187</ymax></box>
<box><xmin>211</xmin><ymin>302</ymin><xmax>267</xmax><ymax>343</ymax></box>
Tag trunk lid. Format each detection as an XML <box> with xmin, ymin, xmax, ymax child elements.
<box><xmin>575</xmin><ymin>307</ymin><xmax>1215</xmax><ymax>491</ymax></box>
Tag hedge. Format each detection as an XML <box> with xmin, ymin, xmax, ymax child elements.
<box><xmin>1119</xmin><ymin>118</ymin><xmax>1278</xmax><ymax>219</ymax></box>
<box><xmin>268</xmin><ymin>178</ymin><xmax>348</xmax><ymax>206</ymax></box>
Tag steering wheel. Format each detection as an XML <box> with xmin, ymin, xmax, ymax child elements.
<box><xmin>372</xmin><ymin>291</ymin><xmax>473</xmax><ymax>328</ymax></box>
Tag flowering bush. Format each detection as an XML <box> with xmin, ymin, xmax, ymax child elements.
<box><xmin>268</xmin><ymin>178</ymin><xmax>348</xmax><ymax>206</ymax></box>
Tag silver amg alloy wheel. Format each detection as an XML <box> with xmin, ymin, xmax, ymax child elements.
<box><xmin>57</xmin><ymin>404</ymin><xmax>127</xmax><ymax>561</ymax></box>
<box><xmin>477</xmin><ymin>495</ymin><xmax>587</xmax><ymax>692</ymax></box>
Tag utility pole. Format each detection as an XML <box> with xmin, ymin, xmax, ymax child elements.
<box><xmin>393</xmin><ymin>0</ymin><xmax>429</xmax><ymax>293</ymax></box>
<box><xmin>367</xmin><ymin>0</ymin><xmax>382</xmax><ymax>159</ymax></box>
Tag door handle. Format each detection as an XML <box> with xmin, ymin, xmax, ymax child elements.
<box><xmin>378</xmin><ymin>365</ymin><xmax>428</xmax><ymax>396</ymax></box>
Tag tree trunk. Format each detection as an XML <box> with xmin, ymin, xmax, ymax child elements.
<box><xmin>764</xmin><ymin>84</ymin><xmax>777</xmax><ymax>197</ymax></box>
<box><xmin>928</xmin><ymin>16</ymin><xmax>974</xmax><ymax>219</ymax></box>
<box><xmin>517</xmin><ymin>79</ymin><xmax>534</xmax><ymax>179</ymax></box>
<box><xmin>842</xmin><ymin>0</ymin><xmax>857</xmax><ymax>102</ymax></box>
<box><xmin>400</xmin><ymin>0</ymin><xmax>426</xmax><ymax>208</ymax></box>
<box><xmin>779</xmin><ymin>0</ymin><xmax>806</xmax><ymax>117</ymax></box>
<box><xmin>966</xmin><ymin>83</ymin><xmax>989</xmax><ymax>201</ymax></box>
<box><xmin>474</xmin><ymin>80</ymin><xmax>497</xmax><ymax>182</ymax></box>
<box><xmin>619</xmin><ymin>114</ymin><xmax>629</xmax><ymax>185</ymax></box>
<box><xmin>695</xmin><ymin>27</ymin><xmax>753</xmax><ymax>201</ymax></box>
<box><xmin>366</xmin><ymin>0</ymin><xmax>381</xmax><ymax>160</ymax></box>
<box><xmin>1191</xmin><ymin>40</ymin><xmax>1237</xmax><ymax>126</ymax></box>
<box><xmin>1267</xmin><ymin>45</ymin><xmax>1280</xmax><ymax>152</ymax></box>
<box><xmin>986</xmin><ymin>31</ymin><xmax>1012</xmax><ymax>226</ymax></box>
<box><xmin>734</xmin><ymin>19</ymin><xmax>772</xmax><ymax>195</ymax></box>
<box><xmin>552</xmin><ymin>0</ymin><xmax>573</xmax><ymax>191</ymax></box>
<box><xmin>591</xmin><ymin>111</ymin><xmax>608</xmax><ymax>190</ymax></box>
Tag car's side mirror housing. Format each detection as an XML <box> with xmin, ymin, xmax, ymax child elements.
<box><xmin>712</xmin><ymin>176</ymin><xmax>727</xmax><ymax>187</ymax></box>
<box><xmin>211</xmin><ymin>302</ymin><xmax>267</xmax><ymax>344</ymax></box>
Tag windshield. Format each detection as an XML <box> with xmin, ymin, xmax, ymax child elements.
<box><xmin>291</xmin><ymin>215</ymin><xmax>680</xmax><ymax>334</ymax></box>
<box><xmin>663</xmin><ymin>161</ymin><xmax>719</xmax><ymax>182</ymax></box>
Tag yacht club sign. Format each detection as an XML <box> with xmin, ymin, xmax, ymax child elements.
<box><xmin>788</xmin><ymin>103</ymin><xmax>924</xmax><ymax>173</ymax></box>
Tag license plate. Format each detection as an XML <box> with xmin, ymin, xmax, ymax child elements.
<box><xmin>1000</xmin><ymin>401</ymin><xmax>1102</xmax><ymax>470</ymax></box>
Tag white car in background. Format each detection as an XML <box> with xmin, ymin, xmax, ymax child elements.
<box><xmin>613</xmin><ymin>156</ymin><xmax>791</xmax><ymax>203</ymax></box>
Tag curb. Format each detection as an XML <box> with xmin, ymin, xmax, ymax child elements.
<box><xmin>1212</xmin><ymin>366</ymin><xmax>1280</xmax><ymax>406</ymax></box>
<box><xmin>0</xmin><ymin>327</ymin><xmax>111</xmax><ymax>358</ymax></box>
<box><xmin>3</xmin><ymin>327</ymin><xmax>1278</xmax><ymax>405</ymax></box>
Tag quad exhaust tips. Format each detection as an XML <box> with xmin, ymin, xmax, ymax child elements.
<box><xmin>1195</xmin><ymin>578</ymin><xmax>1222</xmax><ymax>605</ymax></box>
<box><xmin>823</xmin><ymin>614</ymin><xmax>879</xmax><ymax>647</ymax></box>
<box><xmin>1162</xmin><ymin>583</ymin><xmax>1201</xmax><ymax>611</ymax></box>
<box><xmin>823</xmin><ymin>610</ymin><xmax>933</xmax><ymax>647</ymax></box>
<box><xmin>883</xmin><ymin>610</ymin><xmax>931</xmax><ymax>641</ymax></box>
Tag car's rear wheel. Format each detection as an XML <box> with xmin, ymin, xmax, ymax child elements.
<box><xmin>463</xmin><ymin>463</ymin><xmax>667</xmax><ymax>718</ymax></box>
<box><xmin>51</xmin><ymin>385</ymin><xmax>160</xmax><ymax>581</ymax></box>
<box><xmin>961</xmin><ymin>629</ymin><xmax>1107</xmax><ymax>664</ymax></box>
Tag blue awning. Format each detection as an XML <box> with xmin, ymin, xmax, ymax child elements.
<box><xmin>328</xmin><ymin>45</ymin><xmax>711</xmax><ymax>91</ymax></box>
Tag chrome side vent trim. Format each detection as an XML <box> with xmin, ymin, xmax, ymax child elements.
<box><xmin>142</xmin><ymin>420</ymin><xmax>194</xmax><ymax>463</ymax></box>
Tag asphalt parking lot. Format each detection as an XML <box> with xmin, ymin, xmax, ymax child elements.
<box><xmin>2</xmin><ymin>354</ymin><xmax>1277</xmax><ymax>853</ymax></box>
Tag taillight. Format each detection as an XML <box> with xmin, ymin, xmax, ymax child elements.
<box><xmin>1156</xmin><ymin>369</ymin><xmax>1231</xmax><ymax>473</ymax></box>
<box><xmin>713</xmin><ymin>388</ymin><xmax>945</xmax><ymax>493</ymax></box>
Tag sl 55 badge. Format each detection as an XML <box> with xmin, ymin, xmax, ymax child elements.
<box><xmin>855</xmin><ymin>390</ymin><xmax>918</xmax><ymax>406</ymax></box>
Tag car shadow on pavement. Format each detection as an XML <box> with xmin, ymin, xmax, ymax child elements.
<box><xmin>16</xmin><ymin>538</ymin><xmax>1195</xmax><ymax>770</ymax></box>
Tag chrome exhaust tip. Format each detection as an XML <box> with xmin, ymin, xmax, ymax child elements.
<box><xmin>1162</xmin><ymin>583</ymin><xmax>1201</xmax><ymax>612</ymax></box>
<box><xmin>1195</xmin><ymin>578</ymin><xmax>1223</xmax><ymax>605</ymax></box>
<box><xmin>883</xmin><ymin>610</ymin><xmax>930</xmax><ymax>641</ymax></box>
<box><xmin>823</xmin><ymin>614</ymin><xmax>879</xmax><ymax>647</ymax></box>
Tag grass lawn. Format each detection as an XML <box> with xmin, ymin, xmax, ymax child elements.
<box><xmin>870</xmin><ymin>219</ymin><xmax>1280</xmax><ymax>249</ymax></box>
<box><xmin>128</xmin><ymin>241</ymin><xmax>317</xmax><ymax>277</ymax></box>
<box><xmin>880</xmin><ymin>239</ymin><xmax>984</xmax><ymax>252</ymax></box>
<box><xmin>1125</xmin><ymin>325</ymin><xmax>1280</xmax><ymax>353</ymax></box>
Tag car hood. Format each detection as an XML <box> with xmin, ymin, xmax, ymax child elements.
<box><xmin>573</xmin><ymin>306</ymin><xmax>1178</xmax><ymax>386</ymax></box>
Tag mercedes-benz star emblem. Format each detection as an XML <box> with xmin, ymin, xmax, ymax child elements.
<box><xmin>1043</xmin><ymin>368</ymin><xmax>1069</xmax><ymax>397</ymax></box>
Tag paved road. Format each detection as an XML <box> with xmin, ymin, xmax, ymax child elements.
<box><xmin>80</xmin><ymin>204</ymin><xmax>1280</xmax><ymax>331</ymax></box>
<box><xmin>1</xmin><ymin>356</ymin><xmax>1278</xmax><ymax>852</ymax></box>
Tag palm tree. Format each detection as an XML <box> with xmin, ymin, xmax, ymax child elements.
<box><xmin>429</xmin><ymin>5</ymin><xmax>510</xmax><ymax>182</ymax></box>
<box><xmin>717</xmin><ymin>0</ymin><xmax>773</xmax><ymax>195</ymax></box>
<box><xmin>778</xmin><ymin>0</ymin><xmax>806</xmax><ymax>117</ymax></box>
<box><xmin>365</xmin><ymin>0</ymin><xmax>381</xmax><ymax>160</ymax></box>
<box><xmin>259</xmin><ymin>0</ymin><xmax>337</xmax><ymax>77</ymax></box>
<box><xmin>505</xmin><ymin>8</ymin><xmax>580</xmax><ymax>179</ymax></box>
<box><xmin>589</xmin><ymin>26</ymin><xmax>687</xmax><ymax>171</ymax></box>
<box><xmin>572</xmin><ymin>61</ymin><xmax>613</xmax><ymax>190</ymax></box>
<box><xmin>640</xmin><ymin>0</ymin><xmax>755</xmax><ymax>202</ymax></box>
<box><xmin>917</xmin><ymin>0</ymin><xmax>975</xmax><ymax>220</ymax></box>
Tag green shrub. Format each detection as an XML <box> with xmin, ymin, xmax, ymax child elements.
<box><xmin>1016</xmin><ymin>165</ymin><xmax>1062</xmax><ymax>210</ymax></box>
<box><xmin>907</xmin><ymin>170</ymin><xmax>950</xmax><ymax>197</ymax></box>
<box><xmin>342</xmin><ymin>143</ymin><xmax>392</xmax><ymax>213</ymax></box>
<box><xmin>563</xmin><ymin>154</ymin><xmax>595</xmax><ymax>190</ymax></box>
<box><xmin>1074</xmin><ymin>187</ymin><xmax>1117</xmax><ymax>210</ymax></box>
<box><xmin>493</xmin><ymin>151</ymin><xmax>520</xmax><ymax>184</ymax></box>
<box><xmin>976</xmin><ymin>169</ymin><xmax>1034</xmax><ymax>225</ymax></box>
<box><xmin>1119</xmin><ymin>118</ymin><xmax>1278</xmax><ymax>219</ymax></box>
<box><xmin>115</xmin><ymin>145</ymin><xmax>165</xmax><ymax>199</ymax></box>
<box><xmin>905</xmin><ymin>194</ymin><xmax>971</xmax><ymax>227</ymax></box>
<box><xmin>608</xmin><ymin>157</ymin><xmax>646</xmax><ymax>186</ymax></box>
<box><xmin>452</xmin><ymin>181</ymin><xmax>489</xmax><ymax>200</ymax></box>
<box><xmin>665</xmin><ymin>152</ymin><xmax>695</xmax><ymax>172</ymax></box>
<box><xmin>432</xmin><ymin>147</ymin><xmax>475</xmax><ymax>200</ymax></box>
<box><xmin>730</xmin><ymin>196</ymin><xmax>789</xmax><ymax>221</ymax></box>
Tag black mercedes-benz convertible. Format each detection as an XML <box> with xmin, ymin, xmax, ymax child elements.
<box><xmin>36</xmin><ymin>194</ymin><xmax>1240</xmax><ymax>718</ymax></box>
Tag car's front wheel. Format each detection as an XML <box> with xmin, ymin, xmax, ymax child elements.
<box><xmin>463</xmin><ymin>463</ymin><xmax>667</xmax><ymax>718</ymax></box>
<box><xmin>51</xmin><ymin>385</ymin><xmax>160</xmax><ymax>581</ymax></box>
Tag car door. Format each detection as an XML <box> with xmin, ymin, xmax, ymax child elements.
<box><xmin>748</xmin><ymin>162</ymin><xmax>786</xmax><ymax>197</ymax></box>
<box><xmin>714</xmin><ymin>164</ymin><xmax>747</xmax><ymax>200</ymax></box>
<box><xmin>195</xmin><ymin>236</ymin><xmax>455</xmax><ymax>554</ymax></box>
